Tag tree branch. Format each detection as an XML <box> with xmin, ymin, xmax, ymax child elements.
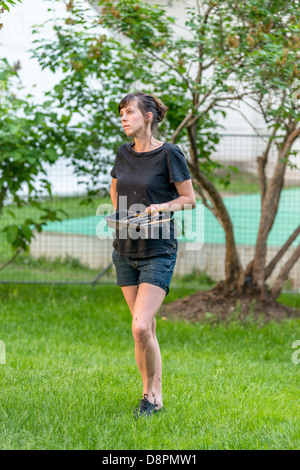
<box><xmin>187</xmin><ymin>91</ymin><xmax>257</xmax><ymax>129</ymax></box>
<box><xmin>145</xmin><ymin>49</ymin><xmax>192</xmax><ymax>94</ymax></box>
<box><xmin>171</xmin><ymin>87</ymin><xmax>215</xmax><ymax>143</ymax></box>
<box><xmin>171</xmin><ymin>110</ymin><xmax>194</xmax><ymax>144</ymax></box>
<box><xmin>257</xmin><ymin>124</ymin><xmax>278</xmax><ymax>203</ymax></box>
<box><xmin>271</xmin><ymin>243</ymin><xmax>300</xmax><ymax>299</ymax></box>
<box><xmin>0</xmin><ymin>247</ymin><xmax>22</xmax><ymax>272</ymax></box>
<box><xmin>219</xmin><ymin>103</ymin><xmax>266</xmax><ymax>138</ymax></box>
<box><xmin>202</xmin><ymin>57</ymin><xmax>218</xmax><ymax>70</ymax></box>
<box><xmin>0</xmin><ymin>185</ymin><xmax>7</xmax><ymax>215</ymax></box>
<box><xmin>191</xmin><ymin>178</ymin><xmax>225</xmax><ymax>229</ymax></box>
<box><xmin>265</xmin><ymin>224</ymin><xmax>300</xmax><ymax>280</ymax></box>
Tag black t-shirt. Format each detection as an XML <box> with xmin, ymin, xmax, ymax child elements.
<box><xmin>110</xmin><ymin>141</ymin><xmax>191</xmax><ymax>258</ymax></box>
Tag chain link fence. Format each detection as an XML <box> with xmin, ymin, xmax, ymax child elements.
<box><xmin>1</xmin><ymin>134</ymin><xmax>299</xmax><ymax>291</ymax></box>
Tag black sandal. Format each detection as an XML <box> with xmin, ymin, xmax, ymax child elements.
<box><xmin>133</xmin><ymin>393</ymin><xmax>158</xmax><ymax>419</ymax></box>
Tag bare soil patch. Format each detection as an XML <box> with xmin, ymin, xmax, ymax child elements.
<box><xmin>161</xmin><ymin>282</ymin><xmax>300</xmax><ymax>324</ymax></box>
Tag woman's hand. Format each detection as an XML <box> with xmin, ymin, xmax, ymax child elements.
<box><xmin>144</xmin><ymin>203</ymin><xmax>170</xmax><ymax>214</ymax></box>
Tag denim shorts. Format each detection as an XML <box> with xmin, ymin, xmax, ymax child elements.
<box><xmin>112</xmin><ymin>249</ymin><xmax>177</xmax><ymax>296</ymax></box>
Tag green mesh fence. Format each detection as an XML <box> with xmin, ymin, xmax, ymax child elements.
<box><xmin>0</xmin><ymin>134</ymin><xmax>299</xmax><ymax>289</ymax></box>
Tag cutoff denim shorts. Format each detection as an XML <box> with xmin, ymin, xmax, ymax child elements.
<box><xmin>112</xmin><ymin>249</ymin><xmax>177</xmax><ymax>296</ymax></box>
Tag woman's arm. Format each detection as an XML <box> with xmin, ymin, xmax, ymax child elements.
<box><xmin>110</xmin><ymin>178</ymin><xmax>118</xmax><ymax>211</ymax></box>
<box><xmin>171</xmin><ymin>179</ymin><xmax>196</xmax><ymax>210</ymax></box>
<box><xmin>145</xmin><ymin>179</ymin><xmax>196</xmax><ymax>213</ymax></box>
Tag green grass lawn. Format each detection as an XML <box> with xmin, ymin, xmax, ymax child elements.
<box><xmin>0</xmin><ymin>283</ymin><xmax>299</xmax><ymax>450</ymax></box>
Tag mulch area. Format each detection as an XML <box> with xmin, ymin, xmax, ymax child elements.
<box><xmin>160</xmin><ymin>282</ymin><xmax>300</xmax><ymax>324</ymax></box>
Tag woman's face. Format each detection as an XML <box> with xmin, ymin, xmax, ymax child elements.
<box><xmin>120</xmin><ymin>100</ymin><xmax>151</xmax><ymax>136</ymax></box>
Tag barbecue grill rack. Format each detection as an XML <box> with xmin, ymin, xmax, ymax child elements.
<box><xmin>104</xmin><ymin>209</ymin><xmax>172</xmax><ymax>235</ymax></box>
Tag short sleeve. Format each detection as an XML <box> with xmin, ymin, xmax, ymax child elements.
<box><xmin>110</xmin><ymin>150</ymin><xmax>119</xmax><ymax>178</ymax></box>
<box><xmin>167</xmin><ymin>145</ymin><xmax>191</xmax><ymax>183</ymax></box>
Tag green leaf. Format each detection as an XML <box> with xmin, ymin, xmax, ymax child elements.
<box><xmin>5</xmin><ymin>224</ymin><xmax>18</xmax><ymax>243</ymax></box>
<box><xmin>21</xmin><ymin>223</ymin><xmax>33</xmax><ymax>241</ymax></box>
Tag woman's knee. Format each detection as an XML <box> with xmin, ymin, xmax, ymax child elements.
<box><xmin>132</xmin><ymin>320</ymin><xmax>152</xmax><ymax>344</ymax></box>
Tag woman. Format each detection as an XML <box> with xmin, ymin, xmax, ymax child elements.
<box><xmin>110</xmin><ymin>92</ymin><xmax>196</xmax><ymax>418</ymax></box>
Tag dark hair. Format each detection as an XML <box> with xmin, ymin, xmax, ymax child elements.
<box><xmin>118</xmin><ymin>92</ymin><xmax>168</xmax><ymax>135</ymax></box>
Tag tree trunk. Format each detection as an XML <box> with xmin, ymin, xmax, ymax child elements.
<box><xmin>252</xmin><ymin>128</ymin><xmax>300</xmax><ymax>298</ymax></box>
<box><xmin>186</xmin><ymin>121</ymin><xmax>245</xmax><ymax>291</ymax></box>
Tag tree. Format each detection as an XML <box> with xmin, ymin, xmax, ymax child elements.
<box><xmin>31</xmin><ymin>0</ymin><xmax>300</xmax><ymax>309</ymax></box>
<box><xmin>0</xmin><ymin>57</ymin><xmax>75</xmax><ymax>265</ymax></box>
<box><xmin>227</xmin><ymin>1</ymin><xmax>300</xmax><ymax>299</ymax></box>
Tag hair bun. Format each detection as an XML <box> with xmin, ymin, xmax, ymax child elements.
<box><xmin>150</xmin><ymin>94</ymin><xmax>168</xmax><ymax>123</ymax></box>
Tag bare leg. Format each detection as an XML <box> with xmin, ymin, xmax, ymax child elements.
<box><xmin>131</xmin><ymin>283</ymin><xmax>166</xmax><ymax>408</ymax></box>
<box><xmin>122</xmin><ymin>283</ymin><xmax>166</xmax><ymax>408</ymax></box>
<box><xmin>151</xmin><ymin>316</ymin><xmax>163</xmax><ymax>405</ymax></box>
<box><xmin>121</xmin><ymin>285</ymin><xmax>138</xmax><ymax>314</ymax></box>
